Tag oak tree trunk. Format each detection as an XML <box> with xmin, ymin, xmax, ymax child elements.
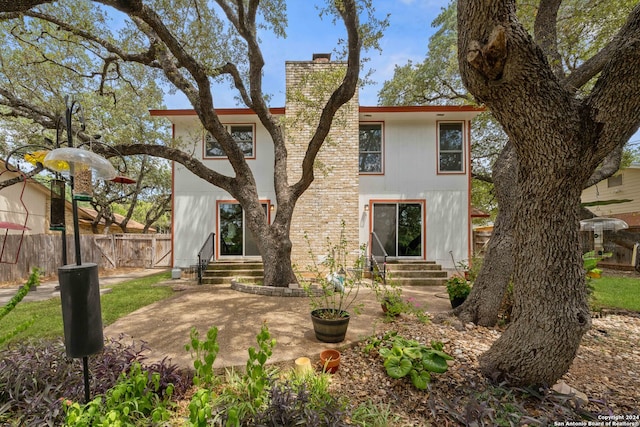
<box><xmin>260</xmin><ymin>225</ymin><xmax>298</xmax><ymax>288</ymax></box>
<box><xmin>456</xmin><ymin>142</ymin><xmax>516</xmax><ymax>326</ymax></box>
<box><xmin>453</xmin><ymin>0</ymin><xmax>640</xmax><ymax>386</ymax></box>
<box><xmin>479</xmin><ymin>160</ymin><xmax>592</xmax><ymax>385</ymax></box>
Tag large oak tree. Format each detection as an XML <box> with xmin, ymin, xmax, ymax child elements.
<box><xmin>381</xmin><ymin>0</ymin><xmax>639</xmax><ymax>330</ymax></box>
<box><xmin>0</xmin><ymin>1</ymin><xmax>385</xmax><ymax>288</ymax></box>
<box><xmin>457</xmin><ymin>1</ymin><xmax>640</xmax><ymax>385</ymax></box>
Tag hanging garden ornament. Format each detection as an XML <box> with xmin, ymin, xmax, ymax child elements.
<box><xmin>43</xmin><ymin>147</ymin><xmax>117</xmax><ymax>201</ymax></box>
<box><xmin>110</xmin><ymin>175</ymin><xmax>136</xmax><ymax>184</ymax></box>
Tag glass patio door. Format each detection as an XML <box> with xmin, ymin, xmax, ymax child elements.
<box><xmin>218</xmin><ymin>203</ymin><xmax>265</xmax><ymax>257</ymax></box>
<box><xmin>372</xmin><ymin>202</ymin><xmax>423</xmax><ymax>258</ymax></box>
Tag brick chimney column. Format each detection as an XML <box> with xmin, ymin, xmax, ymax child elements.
<box><xmin>284</xmin><ymin>54</ymin><xmax>360</xmax><ymax>266</ymax></box>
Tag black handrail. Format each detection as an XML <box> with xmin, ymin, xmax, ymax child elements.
<box><xmin>369</xmin><ymin>231</ymin><xmax>388</xmax><ymax>284</ymax></box>
<box><xmin>197</xmin><ymin>232</ymin><xmax>215</xmax><ymax>285</ymax></box>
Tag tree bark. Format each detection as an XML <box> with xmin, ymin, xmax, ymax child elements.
<box><xmin>455</xmin><ymin>142</ymin><xmax>516</xmax><ymax>326</ymax></box>
<box><xmin>455</xmin><ymin>0</ymin><xmax>640</xmax><ymax>386</ymax></box>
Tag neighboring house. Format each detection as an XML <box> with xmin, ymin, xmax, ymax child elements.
<box><xmin>154</xmin><ymin>55</ymin><xmax>482</xmax><ymax>270</ymax></box>
<box><xmin>77</xmin><ymin>208</ymin><xmax>155</xmax><ymax>234</ymax></box>
<box><xmin>1</xmin><ymin>164</ymin><xmax>152</xmax><ymax>236</ymax></box>
<box><xmin>1</xmin><ymin>163</ymin><xmax>56</xmax><ymax>235</ymax></box>
<box><xmin>581</xmin><ymin>164</ymin><xmax>640</xmax><ymax>267</ymax></box>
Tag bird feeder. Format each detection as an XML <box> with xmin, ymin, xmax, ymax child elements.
<box><xmin>50</xmin><ymin>178</ymin><xmax>66</xmax><ymax>231</ymax></box>
<box><xmin>580</xmin><ymin>217</ymin><xmax>629</xmax><ymax>257</ymax></box>
<box><xmin>43</xmin><ymin>147</ymin><xmax>117</xmax><ymax>201</ymax></box>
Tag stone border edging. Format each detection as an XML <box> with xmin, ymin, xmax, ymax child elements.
<box><xmin>230</xmin><ymin>279</ymin><xmax>323</xmax><ymax>297</ymax></box>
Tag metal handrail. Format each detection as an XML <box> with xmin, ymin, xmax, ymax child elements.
<box><xmin>369</xmin><ymin>231</ymin><xmax>388</xmax><ymax>284</ymax></box>
<box><xmin>197</xmin><ymin>232</ymin><xmax>215</xmax><ymax>285</ymax></box>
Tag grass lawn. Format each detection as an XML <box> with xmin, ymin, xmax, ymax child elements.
<box><xmin>591</xmin><ymin>274</ymin><xmax>640</xmax><ymax>312</ymax></box>
<box><xmin>0</xmin><ymin>271</ymin><xmax>173</xmax><ymax>347</ymax></box>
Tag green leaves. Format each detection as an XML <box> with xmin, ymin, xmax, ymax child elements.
<box><xmin>421</xmin><ymin>352</ymin><xmax>450</xmax><ymax>374</ymax></box>
<box><xmin>374</xmin><ymin>335</ymin><xmax>453</xmax><ymax>391</ymax></box>
<box><xmin>383</xmin><ymin>355</ymin><xmax>412</xmax><ymax>379</ymax></box>
<box><xmin>185</xmin><ymin>326</ymin><xmax>220</xmax><ymax>387</ymax></box>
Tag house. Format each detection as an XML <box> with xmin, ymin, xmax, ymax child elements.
<box><xmin>581</xmin><ymin>164</ymin><xmax>640</xmax><ymax>267</ymax></box>
<box><xmin>1</xmin><ymin>163</ymin><xmax>151</xmax><ymax>236</ymax></box>
<box><xmin>153</xmin><ymin>55</ymin><xmax>482</xmax><ymax>271</ymax></box>
<box><xmin>1</xmin><ymin>163</ymin><xmax>56</xmax><ymax>235</ymax></box>
<box><xmin>76</xmin><ymin>208</ymin><xmax>154</xmax><ymax>234</ymax></box>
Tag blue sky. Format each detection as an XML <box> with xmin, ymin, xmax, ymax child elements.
<box><xmin>166</xmin><ymin>0</ymin><xmax>451</xmax><ymax>108</ymax></box>
<box><xmin>162</xmin><ymin>1</ymin><xmax>639</xmax><ymax>145</ymax></box>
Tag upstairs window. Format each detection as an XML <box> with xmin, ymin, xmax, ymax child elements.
<box><xmin>205</xmin><ymin>124</ymin><xmax>254</xmax><ymax>158</ymax></box>
<box><xmin>438</xmin><ymin>122</ymin><xmax>464</xmax><ymax>173</ymax></box>
<box><xmin>359</xmin><ymin>123</ymin><xmax>383</xmax><ymax>173</ymax></box>
<box><xmin>607</xmin><ymin>175</ymin><xmax>622</xmax><ymax>188</ymax></box>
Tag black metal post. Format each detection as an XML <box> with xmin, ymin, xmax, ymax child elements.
<box><xmin>82</xmin><ymin>356</ymin><xmax>90</xmax><ymax>403</ymax></box>
<box><xmin>64</xmin><ymin>96</ymin><xmax>91</xmax><ymax>403</ymax></box>
<box><xmin>66</xmin><ymin>97</ymin><xmax>82</xmax><ymax>267</ymax></box>
<box><xmin>71</xmin><ymin>195</ymin><xmax>82</xmax><ymax>266</ymax></box>
<box><xmin>61</xmin><ymin>228</ymin><xmax>68</xmax><ymax>266</ymax></box>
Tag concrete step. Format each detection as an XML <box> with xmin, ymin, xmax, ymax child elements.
<box><xmin>202</xmin><ymin>276</ymin><xmax>264</xmax><ymax>285</ymax></box>
<box><xmin>205</xmin><ymin>262</ymin><xmax>263</xmax><ymax>272</ymax></box>
<box><xmin>375</xmin><ymin>260</ymin><xmax>448</xmax><ymax>286</ymax></box>
<box><xmin>201</xmin><ymin>261</ymin><xmax>264</xmax><ymax>285</ymax></box>
<box><xmin>204</xmin><ymin>269</ymin><xmax>264</xmax><ymax>278</ymax></box>
<box><xmin>385</xmin><ymin>269</ymin><xmax>447</xmax><ymax>279</ymax></box>
<box><xmin>393</xmin><ymin>277</ymin><xmax>447</xmax><ymax>286</ymax></box>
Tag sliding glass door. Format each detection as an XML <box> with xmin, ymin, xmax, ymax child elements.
<box><xmin>218</xmin><ymin>203</ymin><xmax>266</xmax><ymax>257</ymax></box>
<box><xmin>372</xmin><ymin>202</ymin><xmax>423</xmax><ymax>258</ymax></box>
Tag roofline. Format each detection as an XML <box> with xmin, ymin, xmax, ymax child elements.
<box><xmin>359</xmin><ymin>105</ymin><xmax>485</xmax><ymax>113</ymax></box>
<box><xmin>149</xmin><ymin>107</ymin><xmax>285</xmax><ymax>117</ymax></box>
<box><xmin>149</xmin><ymin>104</ymin><xmax>485</xmax><ymax>117</ymax></box>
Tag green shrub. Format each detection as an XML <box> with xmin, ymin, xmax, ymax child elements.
<box><xmin>63</xmin><ymin>362</ymin><xmax>175</xmax><ymax>426</ymax></box>
<box><xmin>0</xmin><ymin>268</ymin><xmax>40</xmax><ymax>345</ymax></box>
<box><xmin>371</xmin><ymin>333</ymin><xmax>453</xmax><ymax>390</ymax></box>
<box><xmin>0</xmin><ymin>337</ymin><xmax>190</xmax><ymax>426</ymax></box>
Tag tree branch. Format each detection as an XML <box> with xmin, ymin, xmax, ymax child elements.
<box><xmin>293</xmin><ymin>0</ymin><xmax>362</xmax><ymax>198</ymax></box>
<box><xmin>0</xmin><ymin>0</ymin><xmax>54</xmax><ymax>13</ymax></box>
<box><xmin>99</xmin><ymin>143</ymin><xmax>236</xmax><ymax>193</ymax></box>
<box><xmin>534</xmin><ymin>0</ymin><xmax>564</xmax><ymax>79</ymax></box>
<box><xmin>586</xmin><ymin>4</ymin><xmax>640</xmax><ymax>162</ymax></box>
<box><xmin>584</xmin><ymin>145</ymin><xmax>623</xmax><ymax>188</ymax></box>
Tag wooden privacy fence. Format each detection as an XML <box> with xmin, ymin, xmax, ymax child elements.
<box><xmin>0</xmin><ymin>234</ymin><xmax>171</xmax><ymax>283</ymax></box>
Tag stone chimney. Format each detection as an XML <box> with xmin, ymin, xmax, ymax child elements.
<box><xmin>284</xmin><ymin>54</ymin><xmax>360</xmax><ymax>266</ymax></box>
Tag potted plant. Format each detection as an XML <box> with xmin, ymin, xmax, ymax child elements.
<box><xmin>446</xmin><ymin>275</ymin><xmax>471</xmax><ymax>308</ymax></box>
<box><xmin>370</xmin><ymin>275</ymin><xmax>403</xmax><ymax>317</ymax></box>
<box><xmin>300</xmin><ymin>222</ymin><xmax>366</xmax><ymax>343</ymax></box>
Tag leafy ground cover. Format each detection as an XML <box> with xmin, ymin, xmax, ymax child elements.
<box><xmin>1</xmin><ymin>269</ymin><xmax>639</xmax><ymax>425</ymax></box>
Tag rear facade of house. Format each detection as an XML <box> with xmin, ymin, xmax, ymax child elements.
<box><xmin>154</xmin><ymin>56</ymin><xmax>481</xmax><ymax>272</ymax></box>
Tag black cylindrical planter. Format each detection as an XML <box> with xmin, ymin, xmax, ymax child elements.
<box><xmin>58</xmin><ymin>263</ymin><xmax>104</xmax><ymax>358</ymax></box>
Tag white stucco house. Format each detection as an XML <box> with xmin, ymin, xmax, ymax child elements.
<box><xmin>153</xmin><ymin>56</ymin><xmax>482</xmax><ymax>271</ymax></box>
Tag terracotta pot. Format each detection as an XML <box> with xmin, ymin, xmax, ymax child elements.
<box><xmin>320</xmin><ymin>349</ymin><xmax>341</xmax><ymax>374</ymax></box>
